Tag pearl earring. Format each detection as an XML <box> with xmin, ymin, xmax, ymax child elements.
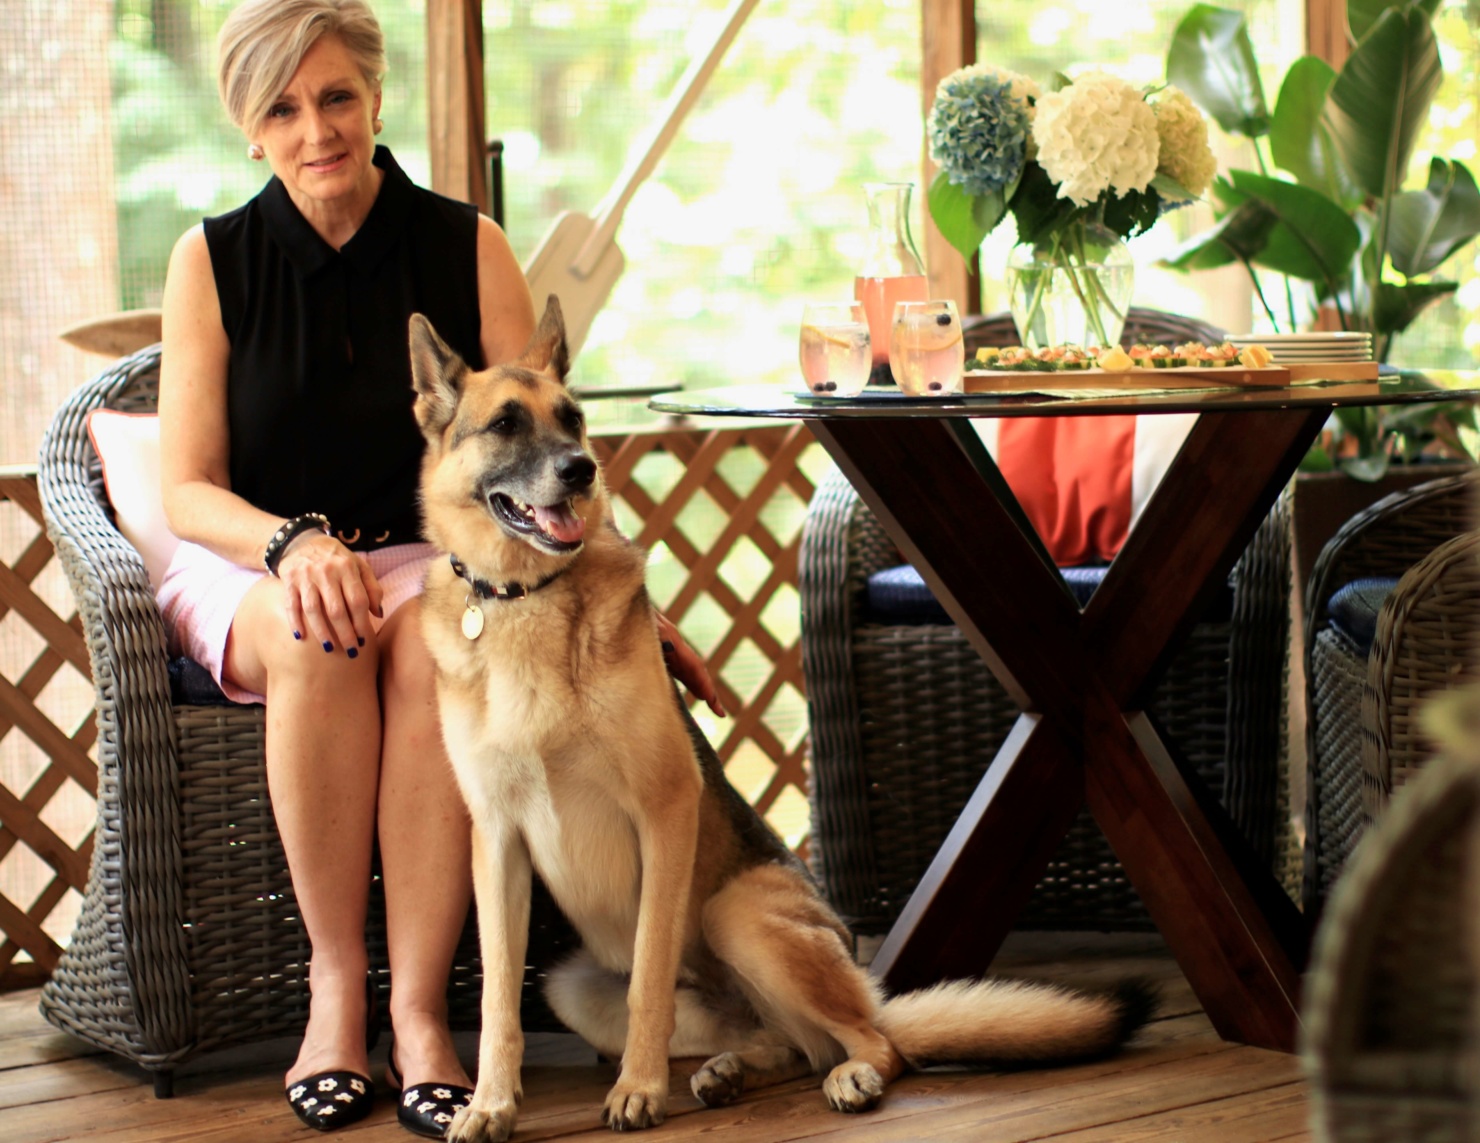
<box><xmin>247</xmin><ymin>143</ymin><xmax>264</xmax><ymax>161</ymax></box>
<box><xmin>373</xmin><ymin>118</ymin><xmax>384</xmax><ymax>135</ymax></box>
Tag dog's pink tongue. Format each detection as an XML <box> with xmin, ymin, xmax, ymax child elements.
<box><xmin>535</xmin><ymin>503</ymin><xmax>585</xmax><ymax>544</ymax></box>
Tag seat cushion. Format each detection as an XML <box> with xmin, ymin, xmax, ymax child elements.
<box><xmin>168</xmin><ymin>656</ymin><xmax>240</xmax><ymax>706</ymax></box>
<box><xmin>1326</xmin><ymin>577</ymin><xmax>1400</xmax><ymax>656</ymax></box>
<box><xmin>864</xmin><ymin>562</ymin><xmax>1234</xmax><ymax>625</ymax></box>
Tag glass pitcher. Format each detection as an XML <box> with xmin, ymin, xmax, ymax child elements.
<box><xmin>854</xmin><ymin>182</ymin><xmax>927</xmax><ymax>385</ymax></box>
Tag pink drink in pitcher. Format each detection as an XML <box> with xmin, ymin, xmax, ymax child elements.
<box><xmin>855</xmin><ymin>274</ymin><xmax>928</xmax><ymax>371</ymax></box>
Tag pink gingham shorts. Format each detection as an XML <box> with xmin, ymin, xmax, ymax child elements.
<box><xmin>156</xmin><ymin>540</ymin><xmax>438</xmax><ymax>704</ymax></box>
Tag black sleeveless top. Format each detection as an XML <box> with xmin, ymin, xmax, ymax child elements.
<box><xmin>203</xmin><ymin>146</ymin><xmax>482</xmax><ymax>550</ymax></box>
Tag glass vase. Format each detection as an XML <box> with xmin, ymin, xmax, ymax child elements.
<box><xmin>854</xmin><ymin>182</ymin><xmax>927</xmax><ymax>384</ymax></box>
<box><xmin>1005</xmin><ymin>221</ymin><xmax>1135</xmax><ymax>350</ymax></box>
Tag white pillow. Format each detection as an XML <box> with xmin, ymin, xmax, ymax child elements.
<box><xmin>85</xmin><ymin>410</ymin><xmax>180</xmax><ymax>590</ymax></box>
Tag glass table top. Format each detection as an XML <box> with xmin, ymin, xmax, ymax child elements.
<box><xmin>649</xmin><ymin>370</ymin><xmax>1480</xmax><ymax>420</ymax></box>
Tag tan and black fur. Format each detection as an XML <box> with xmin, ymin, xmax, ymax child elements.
<box><xmin>410</xmin><ymin>297</ymin><xmax>1155</xmax><ymax>1143</ymax></box>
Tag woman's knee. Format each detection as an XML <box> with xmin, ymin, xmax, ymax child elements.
<box><xmin>377</xmin><ymin>599</ymin><xmax>437</xmax><ymax>708</ymax></box>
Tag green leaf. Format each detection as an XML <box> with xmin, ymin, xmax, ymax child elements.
<box><xmin>1101</xmin><ymin>188</ymin><xmax>1161</xmax><ymax>240</ymax></box>
<box><xmin>1227</xmin><ymin>170</ymin><xmax>1362</xmax><ymax>287</ymax></box>
<box><xmin>1008</xmin><ymin>162</ymin><xmax>1078</xmax><ymax>248</ymax></box>
<box><xmin>1327</xmin><ymin>6</ymin><xmax>1443</xmax><ymax>203</ymax></box>
<box><xmin>1269</xmin><ymin>56</ymin><xmax>1361</xmax><ymax>207</ymax></box>
<box><xmin>1299</xmin><ymin>444</ymin><xmax>1337</xmax><ymax>473</ymax></box>
<box><xmin>1349</xmin><ymin>0</ymin><xmax>1444</xmax><ymax>41</ymax></box>
<box><xmin>1372</xmin><ymin>278</ymin><xmax>1457</xmax><ymax>335</ymax></box>
<box><xmin>1165</xmin><ymin>4</ymin><xmax>1271</xmax><ymax>138</ymax></box>
<box><xmin>1160</xmin><ymin>196</ymin><xmax>1275</xmax><ymax>270</ymax></box>
<box><xmin>1388</xmin><ymin>158</ymin><xmax>1480</xmax><ymax>276</ymax></box>
<box><xmin>927</xmin><ymin>172</ymin><xmax>1004</xmax><ymax>262</ymax></box>
<box><xmin>1340</xmin><ymin>453</ymin><xmax>1392</xmax><ymax>481</ymax></box>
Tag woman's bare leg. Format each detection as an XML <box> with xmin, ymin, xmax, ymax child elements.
<box><xmin>225</xmin><ymin>577</ymin><xmax>381</xmax><ymax>1087</ymax></box>
<box><xmin>377</xmin><ymin>599</ymin><xmax>475</xmax><ymax>1087</ymax></box>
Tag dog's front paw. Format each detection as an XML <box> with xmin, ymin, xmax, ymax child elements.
<box><xmin>601</xmin><ymin>1080</ymin><xmax>668</xmax><ymax>1131</ymax></box>
<box><xmin>691</xmin><ymin>1052</ymin><xmax>745</xmax><ymax>1107</ymax></box>
<box><xmin>446</xmin><ymin>1097</ymin><xmax>519</xmax><ymax>1143</ymax></box>
<box><xmin>822</xmin><ymin>1061</ymin><xmax>884</xmax><ymax>1113</ymax></box>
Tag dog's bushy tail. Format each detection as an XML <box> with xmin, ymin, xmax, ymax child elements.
<box><xmin>876</xmin><ymin>977</ymin><xmax>1157</xmax><ymax>1069</ymax></box>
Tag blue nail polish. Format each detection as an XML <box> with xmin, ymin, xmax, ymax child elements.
<box><xmin>347</xmin><ymin>646</ymin><xmax>358</xmax><ymax>660</ymax></box>
<box><xmin>357</xmin><ymin>637</ymin><xmax>365</xmax><ymax>647</ymax></box>
<box><xmin>322</xmin><ymin>641</ymin><xmax>333</xmax><ymax>652</ymax></box>
<box><xmin>293</xmin><ymin>630</ymin><xmax>302</xmax><ymax>640</ymax></box>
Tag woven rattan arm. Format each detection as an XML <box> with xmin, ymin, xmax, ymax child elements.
<box><xmin>1361</xmin><ymin>529</ymin><xmax>1480</xmax><ymax>819</ymax></box>
<box><xmin>1224</xmin><ymin>488</ymin><xmax>1294</xmax><ymax>872</ymax></box>
<box><xmin>1302</xmin><ymin>469</ymin><xmax>1478</xmax><ymax>909</ymax></box>
<box><xmin>35</xmin><ymin>346</ymin><xmax>193</xmax><ymax>1072</ymax></box>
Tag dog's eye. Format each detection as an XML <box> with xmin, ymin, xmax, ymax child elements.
<box><xmin>489</xmin><ymin>415</ymin><xmax>520</xmax><ymax>435</ymax></box>
<box><xmin>560</xmin><ymin>406</ymin><xmax>584</xmax><ymax>435</ymax></box>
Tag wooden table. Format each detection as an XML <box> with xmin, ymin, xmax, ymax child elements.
<box><xmin>652</xmin><ymin>371</ymin><xmax>1480</xmax><ymax>1054</ymax></box>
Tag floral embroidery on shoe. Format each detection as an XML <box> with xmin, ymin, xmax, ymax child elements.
<box><xmin>349</xmin><ymin>1078</ymin><xmax>366</xmax><ymax>1094</ymax></box>
<box><xmin>334</xmin><ymin>1092</ymin><xmax>356</xmax><ymax>1103</ymax></box>
<box><xmin>433</xmin><ymin>1087</ymin><xmax>452</xmax><ymax>1099</ymax></box>
<box><xmin>403</xmin><ymin>1089</ymin><xmax>420</xmax><ymax>1107</ymax></box>
<box><xmin>301</xmin><ymin>1097</ymin><xmax>318</xmax><ymax>1109</ymax></box>
<box><xmin>289</xmin><ymin>1085</ymin><xmax>307</xmax><ymax>1101</ymax></box>
<box><xmin>417</xmin><ymin>1101</ymin><xmax>437</xmax><ymax>1114</ymax></box>
<box><xmin>316</xmin><ymin>1106</ymin><xmax>336</xmax><ymax>1117</ymax></box>
<box><xmin>435</xmin><ymin>1112</ymin><xmax>453</xmax><ymax>1124</ymax></box>
<box><xmin>318</xmin><ymin>1077</ymin><xmax>339</xmax><ymax>1092</ymax></box>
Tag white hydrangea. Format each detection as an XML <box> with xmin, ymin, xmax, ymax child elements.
<box><xmin>1033</xmin><ymin>72</ymin><xmax>1160</xmax><ymax>207</ymax></box>
<box><xmin>1152</xmin><ymin>85</ymin><xmax>1218</xmax><ymax>198</ymax></box>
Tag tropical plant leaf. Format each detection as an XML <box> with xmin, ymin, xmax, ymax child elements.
<box><xmin>1160</xmin><ymin>194</ymin><xmax>1275</xmax><ymax>270</ymax></box>
<box><xmin>1227</xmin><ymin>170</ymin><xmax>1362</xmax><ymax>286</ymax></box>
<box><xmin>1348</xmin><ymin>0</ymin><xmax>1444</xmax><ymax>41</ymax></box>
<box><xmin>1327</xmin><ymin>6</ymin><xmax>1443</xmax><ymax>202</ymax></box>
<box><xmin>1388</xmin><ymin>158</ymin><xmax>1480</xmax><ymax>276</ymax></box>
<box><xmin>928</xmin><ymin>172</ymin><xmax>1004</xmax><ymax>261</ymax></box>
<box><xmin>1269</xmin><ymin>56</ymin><xmax>1362</xmax><ymax>207</ymax></box>
<box><xmin>1372</xmin><ymin>278</ymin><xmax>1457</xmax><ymax>335</ymax></box>
<box><xmin>1340</xmin><ymin>453</ymin><xmax>1392</xmax><ymax>481</ymax></box>
<box><xmin>1165</xmin><ymin>4</ymin><xmax>1271</xmax><ymax>137</ymax></box>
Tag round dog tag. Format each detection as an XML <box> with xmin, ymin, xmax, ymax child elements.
<box><xmin>461</xmin><ymin>601</ymin><xmax>484</xmax><ymax>641</ymax></box>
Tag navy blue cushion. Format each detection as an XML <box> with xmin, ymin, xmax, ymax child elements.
<box><xmin>863</xmin><ymin>562</ymin><xmax>1234</xmax><ymax>625</ymax></box>
<box><xmin>168</xmin><ymin>656</ymin><xmax>239</xmax><ymax>706</ymax></box>
<box><xmin>1326</xmin><ymin>577</ymin><xmax>1400</xmax><ymax>655</ymax></box>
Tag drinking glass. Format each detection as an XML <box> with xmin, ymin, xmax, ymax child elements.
<box><xmin>798</xmin><ymin>302</ymin><xmax>871</xmax><ymax>397</ymax></box>
<box><xmin>889</xmin><ymin>300</ymin><xmax>964</xmax><ymax>395</ymax></box>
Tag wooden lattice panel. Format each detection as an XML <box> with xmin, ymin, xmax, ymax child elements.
<box><xmin>0</xmin><ymin>468</ymin><xmax>95</xmax><ymax>990</ymax></box>
<box><xmin>0</xmin><ymin>425</ymin><xmax>826</xmax><ymax>991</ymax></box>
<box><xmin>594</xmin><ymin>423</ymin><xmax>823</xmax><ymax>852</ymax></box>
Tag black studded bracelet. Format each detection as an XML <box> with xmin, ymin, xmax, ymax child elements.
<box><xmin>263</xmin><ymin>513</ymin><xmax>331</xmax><ymax>576</ymax></box>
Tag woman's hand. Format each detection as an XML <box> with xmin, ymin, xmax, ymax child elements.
<box><xmin>656</xmin><ymin>612</ymin><xmax>725</xmax><ymax>717</ymax></box>
<box><xmin>274</xmin><ymin>532</ymin><xmax>384</xmax><ymax>654</ymax></box>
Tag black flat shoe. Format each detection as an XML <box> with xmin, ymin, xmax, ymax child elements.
<box><xmin>285</xmin><ymin>1070</ymin><xmax>375</xmax><ymax>1131</ymax></box>
<box><xmin>386</xmin><ymin>1044</ymin><xmax>474</xmax><ymax>1139</ymax></box>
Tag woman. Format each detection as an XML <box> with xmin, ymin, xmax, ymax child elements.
<box><xmin>157</xmin><ymin>1</ymin><xmax>719</xmax><ymax>1134</ymax></box>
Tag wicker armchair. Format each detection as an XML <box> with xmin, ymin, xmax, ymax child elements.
<box><xmin>800</xmin><ymin>304</ymin><xmax>1295</xmax><ymax>931</ymax></box>
<box><xmin>1303</xmin><ymin>751</ymin><xmax>1480</xmax><ymax>1142</ymax></box>
<box><xmin>1302</xmin><ymin>468</ymin><xmax>1480</xmax><ymax>913</ymax></box>
<box><xmin>36</xmin><ymin>346</ymin><xmax>575</xmax><ymax>1095</ymax></box>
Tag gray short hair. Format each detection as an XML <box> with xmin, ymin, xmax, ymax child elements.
<box><xmin>218</xmin><ymin>0</ymin><xmax>386</xmax><ymax>137</ymax></box>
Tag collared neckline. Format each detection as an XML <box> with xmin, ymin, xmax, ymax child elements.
<box><xmin>257</xmin><ymin>145</ymin><xmax>414</xmax><ymax>278</ymax></box>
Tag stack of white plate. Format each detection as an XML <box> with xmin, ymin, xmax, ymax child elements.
<box><xmin>1226</xmin><ymin>331</ymin><xmax>1373</xmax><ymax>363</ymax></box>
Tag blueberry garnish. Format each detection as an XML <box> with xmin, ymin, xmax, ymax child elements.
<box><xmin>824</xmin><ymin>381</ymin><xmax>837</xmax><ymax>392</ymax></box>
<box><xmin>929</xmin><ymin>381</ymin><xmax>942</xmax><ymax>391</ymax></box>
<box><xmin>936</xmin><ymin>313</ymin><xmax>952</xmax><ymax>326</ymax></box>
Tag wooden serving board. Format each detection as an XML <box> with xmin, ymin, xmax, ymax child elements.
<box><xmin>961</xmin><ymin>360</ymin><xmax>1378</xmax><ymax>393</ymax></box>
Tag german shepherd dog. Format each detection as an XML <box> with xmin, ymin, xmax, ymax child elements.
<box><xmin>410</xmin><ymin>297</ymin><xmax>1154</xmax><ymax>1142</ymax></box>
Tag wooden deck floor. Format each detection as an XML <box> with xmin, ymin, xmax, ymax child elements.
<box><xmin>0</xmin><ymin>932</ymin><xmax>1311</xmax><ymax>1143</ymax></box>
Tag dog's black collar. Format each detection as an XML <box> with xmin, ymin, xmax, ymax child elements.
<box><xmin>448</xmin><ymin>553</ymin><xmax>567</xmax><ymax>601</ymax></box>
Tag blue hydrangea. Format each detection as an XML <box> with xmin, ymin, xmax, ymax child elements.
<box><xmin>927</xmin><ymin>65</ymin><xmax>1037</xmax><ymax>198</ymax></box>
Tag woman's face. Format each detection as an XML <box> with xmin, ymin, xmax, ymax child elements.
<box><xmin>252</xmin><ymin>34</ymin><xmax>381</xmax><ymax>210</ymax></box>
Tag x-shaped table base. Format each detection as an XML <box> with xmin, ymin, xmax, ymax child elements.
<box><xmin>807</xmin><ymin>406</ymin><xmax>1327</xmax><ymax>1052</ymax></box>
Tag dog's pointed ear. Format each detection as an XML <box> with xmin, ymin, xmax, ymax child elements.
<box><xmin>515</xmin><ymin>295</ymin><xmax>570</xmax><ymax>383</ymax></box>
<box><xmin>409</xmin><ymin>313</ymin><xmax>467</xmax><ymax>435</ymax></box>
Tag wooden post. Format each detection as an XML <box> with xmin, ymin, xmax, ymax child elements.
<box><xmin>1307</xmin><ymin>0</ymin><xmax>1350</xmax><ymax>70</ymax></box>
<box><xmin>920</xmin><ymin>0</ymin><xmax>979</xmax><ymax>314</ymax></box>
<box><xmin>426</xmin><ymin>0</ymin><xmax>489</xmax><ymax>211</ymax></box>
